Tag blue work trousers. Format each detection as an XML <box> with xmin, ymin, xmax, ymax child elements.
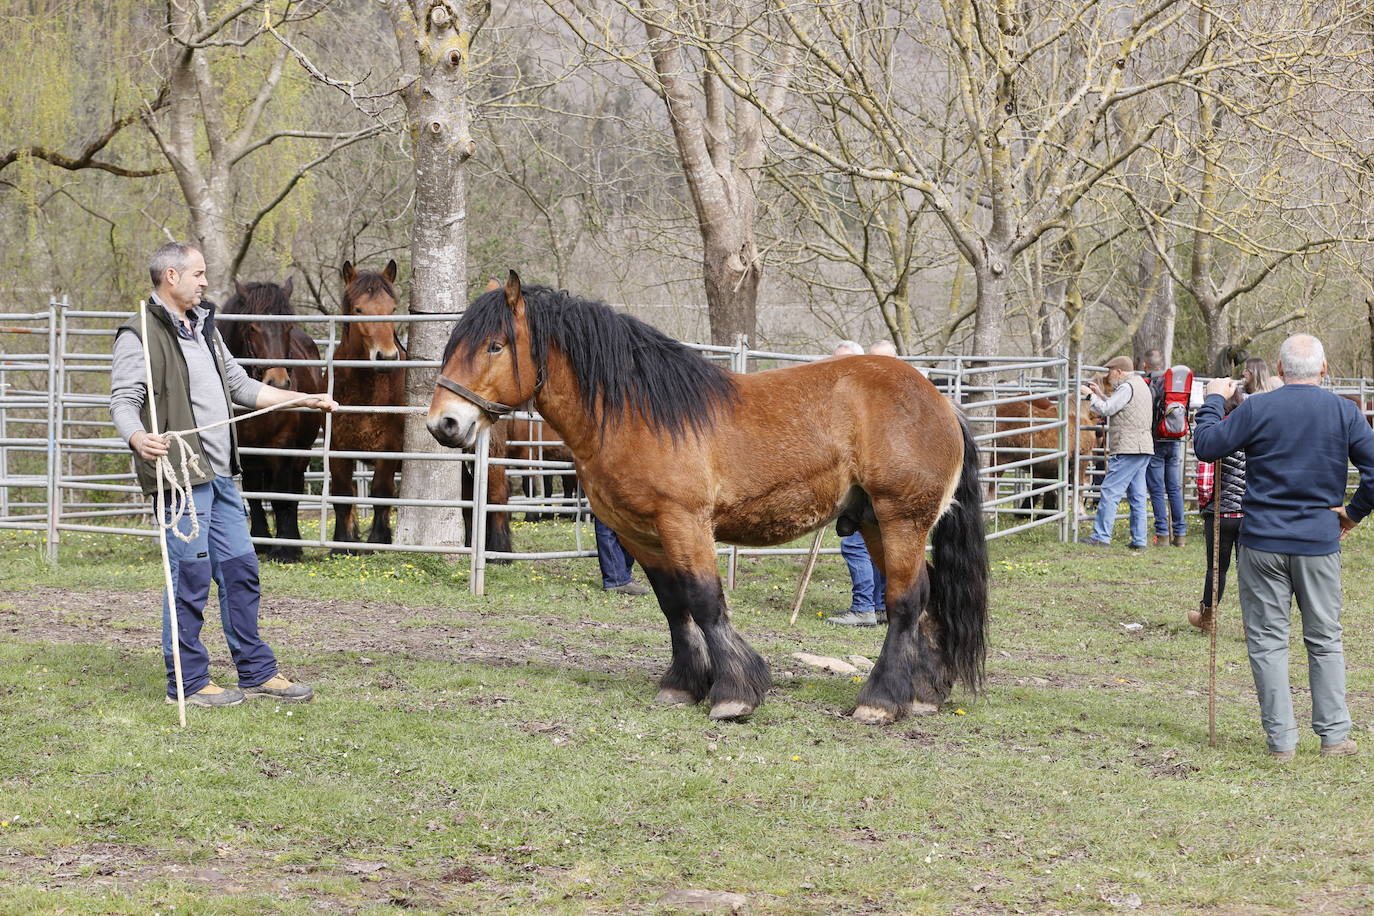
<box><xmin>840</xmin><ymin>531</ymin><xmax>886</xmax><ymax>613</ymax></box>
<box><xmin>1089</xmin><ymin>453</ymin><xmax>1152</xmax><ymax>547</ymax></box>
<box><xmin>1147</xmin><ymin>438</ymin><xmax>1188</xmax><ymax>537</ymax></box>
<box><xmin>161</xmin><ymin>476</ymin><xmax>278</xmax><ymax>697</ymax></box>
<box><xmin>593</xmin><ymin>516</ymin><xmax>635</xmax><ymax>589</ymax></box>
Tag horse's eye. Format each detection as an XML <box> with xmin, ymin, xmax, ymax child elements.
<box><xmin>487</xmin><ymin>341</ymin><xmax>505</xmax><ymax>354</ymax></box>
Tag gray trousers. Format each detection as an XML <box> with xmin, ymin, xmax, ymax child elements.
<box><xmin>1236</xmin><ymin>546</ymin><xmax>1351</xmax><ymax>752</ymax></box>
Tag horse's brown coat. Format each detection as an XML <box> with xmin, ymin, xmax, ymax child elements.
<box><xmin>426</xmin><ymin>274</ymin><xmax>988</xmax><ymax>724</ymax></box>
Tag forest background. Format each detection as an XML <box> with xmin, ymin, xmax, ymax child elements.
<box><xmin>4</xmin><ymin>0</ymin><xmax>1374</xmax><ymax>376</ymax></box>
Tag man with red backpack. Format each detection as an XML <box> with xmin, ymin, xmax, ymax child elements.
<box><xmin>1141</xmin><ymin>349</ymin><xmax>1193</xmax><ymax>547</ymax></box>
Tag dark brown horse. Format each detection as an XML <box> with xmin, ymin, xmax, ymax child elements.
<box><xmin>426</xmin><ymin>273</ymin><xmax>988</xmax><ymax>724</ymax></box>
<box><xmin>329</xmin><ymin>260</ymin><xmax>406</xmax><ymax>546</ymax></box>
<box><xmin>221</xmin><ymin>278</ymin><xmax>323</xmax><ymax>561</ymax></box>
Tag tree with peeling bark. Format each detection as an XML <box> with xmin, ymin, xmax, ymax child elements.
<box><xmin>382</xmin><ymin>0</ymin><xmax>490</xmax><ymax>549</ymax></box>
<box><xmin>547</xmin><ymin>0</ymin><xmax>796</xmax><ymax>345</ymax></box>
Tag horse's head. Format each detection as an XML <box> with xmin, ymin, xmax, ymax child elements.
<box><xmin>223</xmin><ymin>277</ymin><xmax>295</xmax><ymax>388</ymax></box>
<box><xmin>428</xmin><ymin>272</ymin><xmax>537</xmax><ymax>449</ymax></box>
<box><xmin>341</xmin><ymin>259</ymin><xmax>403</xmax><ymax>368</ymax></box>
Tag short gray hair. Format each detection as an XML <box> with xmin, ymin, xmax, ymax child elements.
<box><xmin>869</xmin><ymin>340</ymin><xmax>898</xmax><ymax>357</ymax></box>
<box><xmin>833</xmin><ymin>340</ymin><xmax>864</xmax><ymax>356</ymax></box>
<box><xmin>1278</xmin><ymin>334</ymin><xmax>1325</xmax><ymax>380</ymax></box>
<box><xmin>148</xmin><ymin>242</ymin><xmax>200</xmax><ymax>288</ymax></box>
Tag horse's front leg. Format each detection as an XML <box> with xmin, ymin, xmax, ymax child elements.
<box><xmin>641</xmin><ymin>566</ymin><xmax>712</xmax><ymax>706</ymax></box>
<box><xmin>852</xmin><ymin>521</ymin><xmax>948</xmax><ymax>725</ymax></box>
<box><xmin>242</xmin><ymin>466</ymin><xmax>272</xmax><ymax>547</ymax></box>
<box><xmin>365</xmin><ymin>458</ymin><xmax>400</xmax><ymax>544</ymax></box>
<box><xmin>269</xmin><ymin>458</ymin><xmax>307</xmax><ymax>563</ymax></box>
<box><xmin>329</xmin><ymin>456</ymin><xmax>361</xmax><ymax>549</ymax></box>
<box><xmin>641</xmin><ymin>532</ymin><xmax>771</xmax><ymax>721</ymax></box>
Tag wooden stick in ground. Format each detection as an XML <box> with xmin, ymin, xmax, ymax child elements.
<box><xmin>142</xmin><ymin>300</ymin><xmax>187</xmax><ymax>728</ymax></box>
<box><xmin>788</xmin><ymin>528</ymin><xmax>827</xmax><ymax>626</ymax></box>
<box><xmin>1208</xmin><ymin>474</ymin><xmax>1222</xmax><ymax>747</ymax></box>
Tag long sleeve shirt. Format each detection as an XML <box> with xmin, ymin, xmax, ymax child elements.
<box><xmin>109</xmin><ymin>296</ymin><xmax>263</xmax><ymax>477</ymax></box>
<box><xmin>1192</xmin><ymin>384</ymin><xmax>1374</xmax><ymax>555</ymax></box>
<box><xmin>1087</xmin><ymin>380</ymin><xmax>1133</xmax><ymax>418</ymax></box>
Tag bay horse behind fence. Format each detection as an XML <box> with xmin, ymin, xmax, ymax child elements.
<box><xmin>221</xmin><ymin>277</ymin><xmax>323</xmax><ymax>562</ymax></box>
<box><xmin>330</xmin><ymin>260</ymin><xmax>407</xmax><ymax>547</ymax></box>
<box><xmin>426</xmin><ymin>272</ymin><xmax>988</xmax><ymax>724</ymax></box>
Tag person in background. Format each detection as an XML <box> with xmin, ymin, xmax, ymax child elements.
<box><xmin>1191</xmin><ymin>385</ymin><xmax>1247</xmax><ymax>630</ymax></box>
<box><xmin>1243</xmin><ymin>356</ymin><xmax>1282</xmax><ymax>393</ymax></box>
<box><xmin>1141</xmin><ymin>348</ymin><xmax>1188</xmax><ymax>547</ymax></box>
<box><xmin>1193</xmin><ymin>334</ymin><xmax>1373</xmax><ymax>761</ymax></box>
<box><xmin>826</xmin><ymin>340</ymin><xmax>888</xmax><ymax>626</ymax></box>
<box><xmin>1080</xmin><ymin>356</ymin><xmax>1154</xmax><ymax>549</ymax></box>
<box><xmin>592</xmin><ymin>516</ymin><xmax>650</xmax><ymax>595</ymax></box>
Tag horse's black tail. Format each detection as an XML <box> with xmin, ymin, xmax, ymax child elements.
<box><xmin>928</xmin><ymin>411</ymin><xmax>988</xmax><ymax>695</ymax></box>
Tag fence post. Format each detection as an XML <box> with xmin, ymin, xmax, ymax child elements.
<box><xmin>44</xmin><ymin>296</ymin><xmax>63</xmax><ymax>563</ymax></box>
<box><xmin>1057</xmin><ymin>353</ymin><xmax>1069</xmax><ymax>543</ymax></box>
<box><xmin>318</xmin><ymin>317</ymin><xmax>338</xmax><ymax>550</ymax></box>
<box><xmin>725</xmin><ymin>333</ymin><xmax>749</xmax><ymax>589</ymax></box>
<box><xmin>470</xmin><ymin>424</ymin><xmax>491</xmax><ymax>596</ymax></box>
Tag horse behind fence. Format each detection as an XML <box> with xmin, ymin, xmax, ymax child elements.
<box><xmin>221</xmin><ymin>277</ymin><xmax>323</xmax><ymax>561</ymax></box>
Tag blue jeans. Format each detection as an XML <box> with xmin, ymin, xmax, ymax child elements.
<box><xmin>1147</xmin><ymin>439</ymin><xmax>1187</xmax><ymax>537</ymax></box>
<box><xmin>593</xmin><ymin>516</ymin><xmax>635</xmax><ymax>588</ymax></box>
<box><xmin>840</xmin><ymin>531</ymin><xmax>886</xmax><ymax>613</ymax></box>
<box><xmin>1089</xmin><ymin>453</ymin><xmax>1152</xmax><ymax>546</ymax></box>
<box><xmin>161</xmin><ymin>476</ymin><xmax>278</xmax><ymax>697</ymax></box>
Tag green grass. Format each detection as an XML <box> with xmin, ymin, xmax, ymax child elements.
<box><xmin>0</xmin><ymin>519</ymin><xmax>1371</xmax><ymax>914</ymax></box>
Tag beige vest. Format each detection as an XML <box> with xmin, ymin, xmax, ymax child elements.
<box><xmin>1108</xmin><ymin>375</ymin><xmax>1154</xmax><ymax>456</ymax></box>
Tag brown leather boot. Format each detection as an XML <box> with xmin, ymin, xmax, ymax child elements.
<box><xmin>1188</xmin><ymin>601</ymin><xmax>1214</xmax><ymax>631</ymax></box>
<box><xmin>1171</xmin><ymin>534</ymin><xmax>1186</xmax><ymax>547</ymax></box>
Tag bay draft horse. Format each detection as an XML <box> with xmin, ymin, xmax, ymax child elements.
<box><xmin>426</xmin><ymin>273</ymin><xmax>988</xmax><ymax>724</ymax></box>
<box><xmin>989</xmin><ymin>395</ymin><xmax>1104</xmax><ymax>518</ymax></box>
<box><xmin>221</xmin><ymin>278</ymin><xmax>323</xmax><ymax>561</ymax></box>
<box><xmin>330</xmin><ymin>260</ymin><xmax>407</xmax><ymax>546</ymax></box>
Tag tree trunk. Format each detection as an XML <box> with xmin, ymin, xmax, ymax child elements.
<box><xmin>389</xmin><ymin>0</ymin><xmax>488</xmax><ymax>549</ymax></box>
<box><xmin>1131</xmin><ymin>240</ymin><xmax>1176</xmax><ymax>365</ymax></box>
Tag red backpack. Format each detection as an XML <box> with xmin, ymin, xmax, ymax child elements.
<box><xmin>1149</xmin><ymin>365</ymin><xmax>1194</xmax><ymax>440</ymax></box>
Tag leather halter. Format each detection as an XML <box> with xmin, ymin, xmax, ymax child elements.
<box><xmin>436</xmin><ymin>375</ymin><xmax>518</xmax><ymax>422</ymax></box>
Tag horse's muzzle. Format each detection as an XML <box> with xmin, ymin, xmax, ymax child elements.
<box><xmin>427</xmin><ymin>412</ymin><xmax>477</xmax><ymax>449</ymax></box>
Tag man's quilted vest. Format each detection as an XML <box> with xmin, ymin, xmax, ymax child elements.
<box><xmin>1108</xmin><ymin>374</ymin><xmax>1154</xmax><ymax>456</ymax></box>
<box><xmin>115</xmin><ymin>300</ymin><xmax>240</xmax><ymax>496</ymax></box>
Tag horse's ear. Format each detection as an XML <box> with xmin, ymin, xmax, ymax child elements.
<box><xmin>234</xmin><ymin>280</ymin><xmax>247</xmax><ymax>300</ymax></box>
<box><xmin>484</xmin><ymin>278</ymin><xmax>501</xmax><ymax>293</ymax></box>
<box><xmin>383</xmin><ymin>259</ymin><xmax>398</xmax><ymax>283</ymax></box>
<box><xmin>505</xmin><ymin>270</ymin><xmax>523</xmax><ymax>315</ymax></box>
<box><xmin>282</xmin><ymin>275</ymin><xmax>294</xmax><ymax>299</ymax></box>
<box><xmin>341</xmin><ymin>261</ymin><xmax>355</xmax><ymax>284</ymax></box>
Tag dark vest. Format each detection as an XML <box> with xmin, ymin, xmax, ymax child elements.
<box><xmin>116</xmin><ymin>299</ymin><xmax>240</xmax><ymax>495</ymax></box>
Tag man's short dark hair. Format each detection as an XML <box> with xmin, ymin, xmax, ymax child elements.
<box><xmin>1142</xmin><ymin>348</ymin><xmax>1164</xmax><ymax>371</ymax></box>
<box><xmin>148</xmin><ymin>242</ymin><xmax>200</xmax><ymax>288</ymax></box>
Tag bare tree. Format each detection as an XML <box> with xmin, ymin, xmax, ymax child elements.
<box><xmin>383</xmin><ymin>0</ymin><xmax>490</xmax><ymax>548</ymax></box>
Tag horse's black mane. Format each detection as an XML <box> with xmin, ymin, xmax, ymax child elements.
<box><xmin>223</xmin><ymin>281</ymin><xmax>295</xmax><ymax>315</ymax></box>
<box><xmin>221</xmin><ymin>281</ymin><xmax>295</xmax><ymax>352</ymax></box>
<box><xmin>343</xmin><ymin>272</ymin><xmax>396</xmax><ymax>310</ymax></box>
<box><xmin>445</xmin><ymin>285</ymin><xmax>738</xmax><ymax>438</ymax></box>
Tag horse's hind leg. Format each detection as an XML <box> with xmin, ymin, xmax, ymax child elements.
<box><xmin>852</xmin><ymin>520</ymin><xmax>948</xmax><ymax>724</ymax></box>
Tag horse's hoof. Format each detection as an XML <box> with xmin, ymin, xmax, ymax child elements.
<box><xmin>852</xmin><ymin>704</ymin><xmax>898</xmax><ymax>725</ymax></box>
<box><xmin>655</xmin><ymin>688</ymin><xmax>699</xmax><ymax>706</ymax></box>
<box><xmin>708</xmin><ymin>700</ymin><xmax>754</xmax><ymax>721</ymax></box>
<box><xmin>908</xmin><ymin>701</ymin><xmax>940</xmax><ymax>717</ymax></box>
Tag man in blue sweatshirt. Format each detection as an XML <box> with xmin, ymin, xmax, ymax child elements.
<box><xmin>1193</xmin><ymin>334</ymin><xmax>1374</xmax><ymax>761</ymax></box>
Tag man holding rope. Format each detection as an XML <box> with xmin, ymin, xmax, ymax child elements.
<box><xmin>1193</xmin><ymin>333</ymin><xmax>1373</xmax><ymax>761</ymax></box>
<box><xmin>109</xmin><ymin>242</ymin><xmax>337</xmax><ymax>708</ymax></box>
